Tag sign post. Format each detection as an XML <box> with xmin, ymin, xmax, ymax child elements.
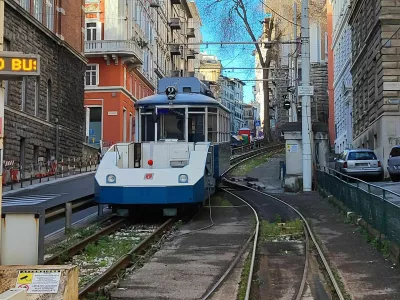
<box><xmin>0</xmin><ymin>0</ymin><xmax>41</xmax><ymax>263</ymax></box>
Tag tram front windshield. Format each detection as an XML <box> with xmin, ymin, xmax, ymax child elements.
<box><xmin>141</xmin><ymin>107</ymin><xmax>186</xmax><ymax>142</ymax></box>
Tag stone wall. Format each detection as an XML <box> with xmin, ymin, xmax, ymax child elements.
<box><xmin>3</xmin><ymin>3</ymin><xmax>86</xmax><ymax>169</ymax></box>
<box><xmin>310</xmin><ymin>63</ymin><xmax>329</xmax><ymax>124</ymax></box>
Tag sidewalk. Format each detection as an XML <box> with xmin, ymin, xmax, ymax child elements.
<box><xmin>3</xmin><ymin>166</ymin><xmax>97</xmax><ymax>196</ymax></box>
<box><xmin>249</xmin><ymin>154</ymin><xmax>400</xmax><ymax>299</ymax></box>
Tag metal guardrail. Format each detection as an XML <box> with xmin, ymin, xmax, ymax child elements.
<box><xmin>316</xmin><ymin>166</ymin><xmax>400</xmax><ymax>249</ymax></box>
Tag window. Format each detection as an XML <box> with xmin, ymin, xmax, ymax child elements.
<box><xmin>34</xmin><ymin>77</ymin><xmax>40</xmax><ymax>117</ymax></box>
<box><xmin>390</xmin><ymin>147</ymin><xmax>400</xmax><ymax>158</ymax></box>
<box><xmin>129</xmin><ymin>113</ymin><xmax>133</xmax><ymax>141</ymax></box>
<box><xmin>46</xmin><ymin>0</ymin><xmax>54</xmax><ymax>31</ymax></box>
<box><xmin>21</xmin><ymin>78</ymin><xmax>27</xmax><ymax>111</ymax></box>
<box><xmin>85</xmin><ymin>65</ymin><xmax>98</xmax><ymax>86</ymax></box>
<box><xmin>46</xmin><ymin>79</ymin><xmax>51</xmax><ymax>121</ymax></box>
<box><xmin>33</xmin><ymin>145</ymin><xmax>39</xmax><ymax>165</ymax></box>
<box><xmin>85</xmin><ymin>22</ymin><xmax>97</xmax><ymax>41</ymax></box>
<box><xmin>3</xmin><ymin>39</ymin><xmax>9</xmax><ymax>105</ymax></box>
<box><xmin>123</xmin><ymin>108</ymin><xmax>127</xmax><ymax>142</ymax></box>
<box><xmin>19</xmin><ymin>0</ymin><xmax>30</xmax><ymax>11</ymax></box>
<box><xmin>347</xmin><ymin>151</ymin><xmax>377</xmax><ymax>160</ymax></box>
<box><xmin>19</xmin><ymin>138</ymin><xmax>26</xmax><ymax>172</ymax></box>
<box><xmin>33</xmin><ymin>0</ymin><xmax>43</xmax><ymax>22</ymax></box>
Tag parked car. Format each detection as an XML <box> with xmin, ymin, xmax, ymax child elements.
<box><xmin>387</xmin><ymin>145</ymin><xmax>400</xmax><ymax>182</ymax></box>
<box><xmin>335</xmin><ymin>148</ymin><xmax>384</xmax><ymax>181</ymax></box>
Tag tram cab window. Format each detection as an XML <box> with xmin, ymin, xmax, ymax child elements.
<box><xmin>158</xmin><ymin>108</ymin><xmax>185</xmax><ymax>141</ymax></box>
<box><xmin>141</xmin><ymin>114</ymin><xmax>155</xmax><ymax>141</ymax></box>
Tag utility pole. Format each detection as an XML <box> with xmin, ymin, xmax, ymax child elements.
<box><xmin>0</xmin><ymin>0</ymin><xmax>5</xmax><ymax>261</ymax></box>
<box><xmin>292</xmin><ymin>2</ymin><xmax>298</xmax><ymax>122</ymax></box>
<box><xmin>300</xmin><ymin>0</ymin><xmax>312</xmax><ymax>191</ymax></box>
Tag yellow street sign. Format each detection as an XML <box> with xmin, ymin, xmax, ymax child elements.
<box><xmin>17</xmin><ymin>272</ymin><xmax>33</xmax><ymax>284</ymax></box>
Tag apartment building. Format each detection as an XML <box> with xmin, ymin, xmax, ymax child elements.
<box><xmin>219</xmin><ymin>76</ymin><xmax>245</xmax><ymax>133</ymax></box>
<box><xmin>84</xmin><ymin>0</ymin><xmax>202</xmax><ymax>147</ymax></box>
<box><xmin>332</xmin><ymin>0</ymin><xmax>353</xmax><ymax>153</ymax></box>
<box><xmin>349</xmin><ymin>0</ymin><xmax>400</xmax><ymax>175</ymax></box>
<box><xmin>5</xmin><ymin>0</ymin><xmax>86</xmax><ymax>170</ymax></box>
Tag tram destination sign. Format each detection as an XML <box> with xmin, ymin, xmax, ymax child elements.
<box><xmin>0</xmin><ymin>52</ymin><xmax>40</xmax><ymax>79</ymax></box>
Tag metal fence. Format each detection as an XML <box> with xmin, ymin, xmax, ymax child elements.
<box><xmin>2</xmin><ymin>154</ymin><xmax>98</xmax><ymax>189</ymax></box>
<box><xmin>316</xmin><ymin>167</ymin><xmax>400</xmax><ymax>247</ymax></box>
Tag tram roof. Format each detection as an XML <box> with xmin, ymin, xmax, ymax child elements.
<box><xmin>135</xmin><ymin>93</ymin><xmax>230</xmax><ymax>113</ymax></box>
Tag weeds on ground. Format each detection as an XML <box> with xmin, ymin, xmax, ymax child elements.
<box><xmin>259</xmin><ymin>218</ymin><xmax>303</xmax><ymax>242</ymax></box>
<box><xmin>237</xmin><ymin>251</ymin><xmax>252</xmax><ymax>300</ymax></box>
<box><xmin>45</xmin><ymin>224</ymin><xmax>102</xmax><ymax>257</ymax></box>
<box><xmin>230</xmin><ymin>152</ymin><xmax>273</xmax><ymax>177</ymax></box>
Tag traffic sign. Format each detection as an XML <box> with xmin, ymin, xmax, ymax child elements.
<box><xmin>0</xmin><ymin>51</ymin><xmax>40</xmax><ymax>79</ymax></box>
<box><xmin>298</xmin><ymin>85</ymin><xmax>314</xmax><ymax>96</ymax></box>
<box><xmin>254</xmin><ymin>120</ymin><xmax>261</xmax><ymax>127</ymax></box>
<box><xmin>283</xmin><ymin>101</ymin><xmax>291</xmax><ymax>110</ymax></box>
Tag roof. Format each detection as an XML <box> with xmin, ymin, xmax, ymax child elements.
<box><xmin>135</xmin><ymin>93</ymin><xmax>230</xmax><ymax>113</ymax></box>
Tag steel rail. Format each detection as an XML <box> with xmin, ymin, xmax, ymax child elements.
<box><xmin>44</xmin><ymin>217</ymin><xmax>127</xmax><ymax>265</ymax></box>
<box><xmin>221</xmin><ymin>189</ymin><xmax>260</xmax><ymax>300</ymax></box>
<box><xmin>222</xmin><ymin>177</ymin><xmax>346</xmax><ymax>300</ymax></box>
<box><xmin>78</xmin><ymin>218</ymin><xmax>174</xmax><ymax>298</ymax></box>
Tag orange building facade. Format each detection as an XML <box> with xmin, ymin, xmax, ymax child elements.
<box><xmin>83</xmin><ymin>0</ymin><xmax>156</xmax><ymax>147</ymax></box>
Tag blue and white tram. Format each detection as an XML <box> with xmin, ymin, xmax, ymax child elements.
<box><xmin>94</xmin><ymin>77</ymin><xmax>231</xmax><ymax>216</ymax></box>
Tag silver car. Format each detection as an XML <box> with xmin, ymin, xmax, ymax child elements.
<box><xmin>387</xmin><ymin>146</ymin><xmax>400</xmax><ymax>182</ymax></box>
<box><xmin>335</xmin><ymin>148</ymin><xmax>384</xmax><ymax>181</ymax></box>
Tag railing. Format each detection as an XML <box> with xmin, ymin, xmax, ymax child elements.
<box><xmin>316</xmin><ymin>166</ymin><xmax>400</xmax><ymax>248</ymax></box>
<box><xmin>84</xmin><ymin>40</ymin><xmax>144</xmax><ymax>60</ymax></box>
<box><xmin>3</xmin><ymin>155</ymin><xmax>99</xmax><ymax>190</ymax></box>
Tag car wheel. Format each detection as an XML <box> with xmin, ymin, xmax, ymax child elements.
<box><xmin>376</xmin><ymin>173</ymin><xmax>384</xmax><ymax>182</ymax></box>
<box><xmin>391</xmin><ymin>175</ymin><xmax>400</xmax><ymax>182</ymax></box>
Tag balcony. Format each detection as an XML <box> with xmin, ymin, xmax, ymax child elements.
<box><xmin>85</xmin><ymin>40</ymin><xmax>144</xmax><ymax>67</ymax></box>
<box><xmin>186</xmin><ymin>49</ymin><xmax>198</xmax><ymax>59</ymax></box>
<box><xmin>169</xmin><ymin>18</ymin><xmax>181</xmax><ymax>30</ymax></box>
<box><xmin>187</xmin><ymin>28</ymin><xmax>195</xmax><ymax>38</ymax></box>
<box><xmin>170</xmin><ymin>44</ymin><xmax>181</xmax><ymax>56</ymax></box>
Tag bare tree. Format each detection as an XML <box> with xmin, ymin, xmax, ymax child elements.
<box><xmin>199</xmin><ymin>0</ymin><xmax>283</xmax><ymax>141</ymax></box>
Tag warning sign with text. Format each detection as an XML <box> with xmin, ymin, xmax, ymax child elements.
<box><xmin>15</xmin><ymin>270</ymin><xmax>61</xmax><ymax>294</ymax></box>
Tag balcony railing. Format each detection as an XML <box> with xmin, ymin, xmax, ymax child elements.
<box><xmin>84</xmin><ymin>40</ymin><xmax>144</xmax><ymax>61</ymax></box>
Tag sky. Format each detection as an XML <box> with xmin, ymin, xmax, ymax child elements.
<box><xmin>195</xmin><ymin>0</ymin><xmax>265</xmax><ymax>104</ymax></box>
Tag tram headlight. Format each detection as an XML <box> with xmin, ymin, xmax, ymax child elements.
<box><xmin>178</xmin><ymin>174</ymin><xmax>188</xmax><ymax>183</ymax></box>
<box><xmin>106</xmin><ymin>174</ymin><xmax>116</xmax><ymax>184</ymax></box>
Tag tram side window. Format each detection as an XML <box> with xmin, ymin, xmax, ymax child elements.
<box><xmin>208</xmin><ymin>113</ymin><xmax>218</xmax><ymax>142</ymax></box>
<box><xmin>141</xmin><ymin>115</ymin><xmax>155</xmax><ymax>141</ymax></box>
<box><xmin>188</xmin><ymin>114</ymin><xmax>205</xmax><ymax>142</ymax></box>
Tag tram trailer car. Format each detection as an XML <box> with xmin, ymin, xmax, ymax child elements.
<box><xmin>94</xmin><ymin>77</ymin><xmax>231</xmax><ymax>216</ymax></box>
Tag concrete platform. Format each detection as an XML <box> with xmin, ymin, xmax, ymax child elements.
<box><xmin>237</xmin><ymin>155</ymin><xmax>400</xmax><ymax>299</ymax></box>
<box><xmin>111</xmin><ymin>202</ymin><xmax>254</xmax><ymax>300</ymax></box>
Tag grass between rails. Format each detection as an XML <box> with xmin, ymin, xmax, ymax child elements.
<box><xmin>45</xmin><ymin>223</ymin><xmax>104</xmax><ymax>258</ymax></box>
<box><xmin>237</xmin><ymin>250</ymin><xmax>252</xmax><ymax>300</ymax></box>
<box><xmin>237</xmin><ymin>216</ymin><xmax>304</xmax><ymax>299</ymax></box>
<box><xmin>70</xmin><ymin>225</ymin><xmax>156</xmax><ymax>288</ymax></box>
<box><xmin>259</xmin><ymin>217</ymin><xmax>304</xmax><ymax>242</ymax></box>
<box><xmin>230</xmin><ymin>152</ymin><xmax>274</xmax><ymax>177</ymax></box>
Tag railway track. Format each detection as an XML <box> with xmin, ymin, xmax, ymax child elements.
<box><xmin>78</xmin><ymin>218</ymin><xmax>174</xmax><ymax>299</ymax></box>
<box><xmin>218</xmin><ymin>146</ymin><xmax>346</xmax><ymax>300</ymax></box>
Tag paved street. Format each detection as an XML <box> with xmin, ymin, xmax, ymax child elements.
<box><xmin>2</xmin><ymin>172</ymin><xmax>95</xmax><ymax>209</ymax></box>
